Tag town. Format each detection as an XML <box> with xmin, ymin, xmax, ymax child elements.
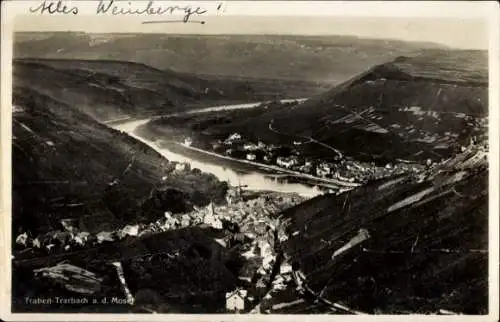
<box><xmin>182</xmin><ymin>132</ymin><xmax>426</xmax><ymax>185</ymax></box>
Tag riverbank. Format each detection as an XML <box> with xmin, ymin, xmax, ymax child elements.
<box><xmin>157</xmin><ymin>139</ymin><xmax>357</xmax><ymax>189</ymax></box>
<box><xmin>113</xmin><ymin>120</ymin><xmax>332</xmax><ymax>198</ymax></box>
<box><xmin>133</xmin><ymin>125</ymin><xmax>358</xmax><ymax>193</ymax></box>
<box><xmin>143</xmin><ymin>98</ymin><xmax>430</xmax><ymax>187</ymax></box>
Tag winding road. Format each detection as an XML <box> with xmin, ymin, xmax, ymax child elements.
<box><xmin>268</xmin><ymin>119</ymin><xmax>344</xmax><ymax>159</ymax></box>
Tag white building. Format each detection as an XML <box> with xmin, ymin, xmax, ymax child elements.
<box><xmin>226</xmin><ymin>289</ymin><xmax>247</xmax><ymax>311</ymax></box>
<box><xmin>246</xmin><ymin>153</ymin><xmax>257</xmax><ymax>161</ymax></box>
<box><xmin>229</xmin><ymin>133</ymin><xmax>242</xmax><ymax>140</ymax></box>
<box><xmin>203</xmin><ymin>205</ymin><xmax>223</xmax><ymax>229</ymax></box>
<box><xmin>15</xmin><ymin>232</ymin><xmax>28</xmax><ymax>247</ymax></box>
<box><xmin>316</xmin><ymin>163</ymin><xmax>332</xmax><ymax>177</ymax></box>
<box><xmin>243</xmin><ymin>143</ymin><xmax>258</xmax><ymax>151</ymax></box>
<box><xmin>119</xmin><ymin>224</ymin><xmax>139</xmax><ymax>238</ymax></box>
<box><xmin>60</xmin><ymin>219</ymin><xmax>76</xmax><ymax>232</ymax></box>
<box><xmin>225</xmin><ymin>133</ymin><xmax>242</xmax><ymax>145</ymax></box>
<box><xmin>12</xmin><ymin>105</ymin><xmax>25</xmax><ymax>113</ymax></box>
<box><xmin>32</xmin><ymin>238</ymin><xmax>41</xmax><ymax>249</ymax></box>
<box><xmin>97</xmin><ymin>231</ymin><xmax>115</xmax><ymax>243</ymax></box>
<box><xmin>175</xmin><ymin>162</ymin><xmax>189</xmax><ymax>171</ymax></box>
<box><xmin>280</xmin><ymin>262</ymin><xmax>293</xmax><ymax>275</ymax></box>
<box><xmin>180</xmin><ymin>214</ymin><xmax>191</xmax><ymax>227</ymax></box>
<box><xmin>183</xmin><ymin>137</ymin><xmax>193</xmax><ymax>147</ymax></box>
<box><xmin>277</xmin><ymin>157</ymin><xmax>297</xmax><ymax>169</ymax></box>
<box><xmin>258</xmin><ymin>240</ymin><xmax>275</xmax><ymax>271</ymax></box>
<box><xmin>74</xmin><ymin>231</ymin><xmax>90</xmax><ymax>246</ymax></box>
<box><xmin>300</xmin><ymin>161</ymin><xmax>314</xmax><ymax>173</ymax></box>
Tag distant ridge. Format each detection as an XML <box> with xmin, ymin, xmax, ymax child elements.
<box><xmin>14</xmin><ymin>32</ymin><xmax>453</xmax><ymax>82</ymax></box>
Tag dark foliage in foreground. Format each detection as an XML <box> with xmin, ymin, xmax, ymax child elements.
<box><xmin>12</xmin><ymin>227</ymin><xmax>239</xmax><ymax>313</ymax></box>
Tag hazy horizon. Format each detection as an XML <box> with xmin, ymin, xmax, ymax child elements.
<box><xmin>13</xmin><ymin>16</ymin><xmax>489</xmax><ymax>50</ymax></box>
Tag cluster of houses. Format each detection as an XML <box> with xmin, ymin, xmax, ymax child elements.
<box><xmin>215</xmin><ymin>132</ymin><xmax>331</xmax><ymax>173</ymax></box>
<box><xmin>209</xmin><ymin>132</ymin><xmax>422</xmax><ymax>184</ymax></box>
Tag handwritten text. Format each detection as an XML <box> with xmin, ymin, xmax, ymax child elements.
<box><xmin>29</xmin><ymin>0</ymin><xmax>79</xmax><ymax>15</ymax></box>
<box><xmin>28</xmin><ymin>0</ymin><xmax>211</xmax><ymax>24</ymax></box>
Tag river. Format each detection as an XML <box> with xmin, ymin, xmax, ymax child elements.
<box><xmin>111</xmin><ymin>99</ymin><xmax>333</xmax><ymax>198</ymax></box>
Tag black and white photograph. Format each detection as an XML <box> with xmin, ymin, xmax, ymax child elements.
<box><xmin>1</xmin><ymin>1</ymin><xmax>498</xmax><ymax>320</ymax></box>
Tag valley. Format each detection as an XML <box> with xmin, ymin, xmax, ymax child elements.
<box><xmin>10</xmin><ymin>31</ymin><xmax>490</xmax><ymax>315</ymax></box>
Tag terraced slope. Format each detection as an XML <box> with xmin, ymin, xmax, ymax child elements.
<box><xmin>275</xmin><ymin>149</ymin><xmax>488</xmax><ymax>314</ymax></box>
<box><xmin>267</xmin><ymin>50</ymin><xmax>488</xmax><ymax>162</ymax></box>
<box><xmin>152</xmin><ymin>50</ymin><xmax>488</xmax><ymax>164</ymax></box>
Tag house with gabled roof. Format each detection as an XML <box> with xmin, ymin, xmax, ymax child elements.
<box><xmin>226</xmin><ymin>288</ymin><xmax>247</xmax><ymax>311</ymax></box>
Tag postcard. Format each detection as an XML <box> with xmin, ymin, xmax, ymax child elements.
<box><xmin>1</xmin><ymin>1</ymin><xmax>498</xmax><ymax>321</ymax></box>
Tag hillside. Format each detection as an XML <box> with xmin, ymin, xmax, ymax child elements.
<box><xmin>13</xmin><ymin>59</ymin><xmax>224</xmax><ymax>121</ymax></box>
<box><xmin>148</xmin><ymin>50</ymin><xmax>488</xmax><ymax>164</ymax></box>
<box><xmin>10</xmin><ymin>32</ymin><xmax>490</xmax><ymax>315</ymax></box>
<box><xmin>13</xmin><ymin>59</ymin><xmax>327</xmax><ymax>122</ymax></box>
<box><xmin>11</xmin><ymin>85</ymin><xmax>305</xmax><ymax>314</ymax></box>
<box><xmin>12</xmin><ymin>227</ymin><xmax>237</xmax><ymax>312</ymax></box>
<box><xmin>266</xmin><ymin>149</ymin><xmax>488</xmax><ymax>314</ymax></box>
<box><xmin>268</xmin><ymin>50</ymin><xmax>488</xmax><ymax>162</ymax></box>
<box><xmin>14</xmin><ymin>32</ymin><xmax>446</xmax><ymax>82</ymax></box>
<box><xmin>12</xmin><ymin>86</ymin><xmax>228</xmax><ymax>238</ymax></box>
